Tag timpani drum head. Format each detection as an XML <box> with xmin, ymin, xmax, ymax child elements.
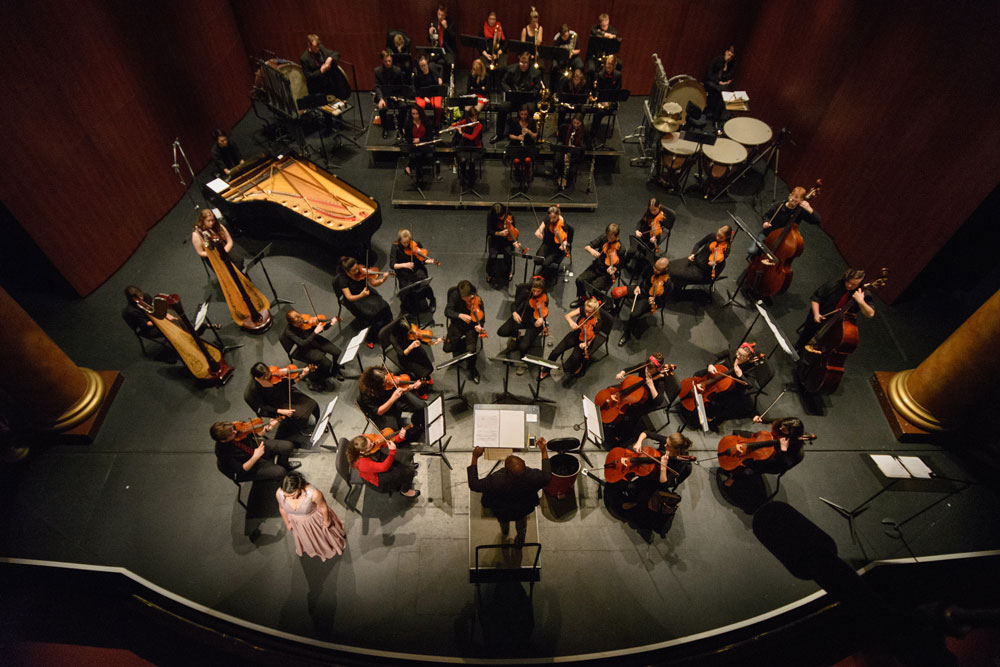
<box><xmin>702</xmin><ymin>138</ymin><xmax>747</xmax><ymax>166</ymax></box>
<box><xmin>277</xmin><ymin>62</ymin><xmax>309</xmax><ymax>101</ymax></box>
<box><xmin>664</xmin><ymin>75</ymin><xmax>707</xmax><ymax>125</ymax></box>
<box><xmin>660</xmin><ymin>133</ymin><xmax>698</xmax><ymax>155</ymax></box>
<box><xmin>723</xmin><ymin>117</ymin><xmax>773</xmax><ymax>147</ymax></box>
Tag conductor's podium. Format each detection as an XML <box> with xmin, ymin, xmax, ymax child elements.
<box><xmin>468</xmin><ymin>491</ymin><xmax>541</xmax><ymax>584</ymax></box>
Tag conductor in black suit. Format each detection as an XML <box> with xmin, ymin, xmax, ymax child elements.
<box><xmin>468</xmin><ymin>440</ymin><xmax>551</xmax><ymax>546</ymax></box>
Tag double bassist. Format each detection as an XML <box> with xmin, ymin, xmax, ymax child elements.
<box><xmin>794</xmin><ymin>269</ymin><xmax>875</xmax><ymax>352</ymax></box>
<box><xmin>746</xmin><ymin>186</ymin><xmax>821</xmax><ymax>261</ymax></box>
<box><xmin>497</xmin><ymin>277</ymin><xmax>549</xmax><ymax>358</ymax></box>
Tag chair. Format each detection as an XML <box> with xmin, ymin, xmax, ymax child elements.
<box><xmin>456</xmin><ymin>146</ymin><xmax>485</xmax><ymax>199</ymax></box>
<box><xmin>124</xmin><ymin>313</ymin><xmax>172</xmax><ymax>359</ymax></box>
<box><xmin>656</xmin><ymin>375</ymin><xmax>683</xmax><ymax>430</ymax></box>
<box><xmin>278</xmin><ymin>330</ymin><xmax>298</xmax><ymax>363</ymax></box>
<box><xmin>334</xmin><ymin>437</ymin><xmax>386</xmax><ymax>511</ymax></box>
<box><xmin>677</xmin><ymin>262</ymin><xmax>727</xmax><ymax>302</ymax></box>
<box><xmin>378</xmin><ymin>315</ymin><xmax>405</xmax><ymax>370</ymax></box>
<box><xmin>217</xmin><ymin>459</ymin><xmax>249</xmax><ymax>510</ymax></box>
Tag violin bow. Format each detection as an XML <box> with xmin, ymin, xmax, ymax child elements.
<box><xmin>302</xmin><ymin>283</ymin><xmax>321</xmax><ymax>322</ymax></box>
<box><xmin>758</xmin><ymin>390</ymin><xmax>786</xmax><ymax>420</ymax></box>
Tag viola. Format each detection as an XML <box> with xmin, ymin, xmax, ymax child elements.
<box><xmin>707</xmin><ymin>240</ymin><xmax>728</xmax><ymax>280</ymax></box>
<box><xmin>296</xmin><ymin>313</ymin><xmax>332</xmax><ymax>329</ymax></box>
<box><xmin>383</xmin><ymin>371</ymin><xmax>414</xmax><ymax>391</ymax></box>
<box><xmin>596</xmin><ymin>363</ymin><xmax>677</xmax><ymax>424</ymax></box>
<box><xmin>528</xmin><ymin>291</ymin><xmax>549</xmax><ymax>332</ymax></box>
<box><xmin>602</xmin><ymin>446</ymin><xmax>694</xmax><ymax>484</ymax></box>
<box><xmin>717</xmin><ymin>430</ymin><xmax>817</xmax><ymax>471</ymax></box>
<box><xmin>408</xmin><ymin>323</ymin><xmax>442</xmax><ymax>345</ymax></box>
<box><xmin>799</xmin><ymin>268</ymin><xmax>888</xmax><ymax>394</ymax></box>
<box><xmin>464</xmin><ymin>294</ymin><xmax>489</xmax><ymax>338</ymax></box>
<box><xmin>349</xmin><ymin>263</ymin><xmax>392</xmax><ymax>283</ymax></box>
<box><xmin>267</xmin><ymin>364</ymin><xmax>314</xmax><ymax>383</ymax></box>
<box><xmin>648</xmin><ymin>273</ymin><xmax>670</xmax><ymax>312</ymax></box>
<box><xmin>404</xmin><ymin>240</ymin><xmax>441</xmax><ymax>266</ymax></box>
<box><xmin>550</xmin><ymin>216</ymin><xmax>570</xmax><ymax>257</ymax></box>
<box><xmin>745</xmin><ymin>179</ymin><xmax>822</xmax><ymax>297</ymax></box>
<box><xmin>576</xmin><ymin>309</ymin><xmax>600</xmax><ymax>360</ymax></box>
<box><xmin>603</xmin><ymin>239</ymin><xmax>620</xmax><ymax>273</ymax></box>
<box><xmin>233</xmin><ymin>416</ymin><xmax>283</xmax><ymax>437</ymax></box>
<box><xmin>502</xmin><ymin>214</ymin><xmax>519</xmax><ymax>242</ymax></box>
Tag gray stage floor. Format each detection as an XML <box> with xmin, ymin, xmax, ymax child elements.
<box><xmin>3</xmin><ymin>97</ymin><xmax>999</xmax><ymax>662</ymax></box>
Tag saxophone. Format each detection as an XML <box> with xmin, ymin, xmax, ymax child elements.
<box><xmin>532</xmin><ymin>81</ymin><xmax>551</xmax><ymax>141</ymax></box>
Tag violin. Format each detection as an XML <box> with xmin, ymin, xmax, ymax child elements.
<box><xmin>706</xmin><ymin>239</ymin><xmax>728</xmax><ymax>280</ymax></box>
<box><xmin>383</xmin><ymin>371</ymin><xmax>415</xmax><ymax>391</ymax></box>
<box><xmin>603</xmin><ymin>239</ymin><xmax>620</xmax><ymax>274</ymax></box>
<box><xmin>596</xmin><ymin>363</ymin><xmax>677</xmax><ymax>423</ymax></box>
<box><xmin>577</xmin><ymin>308</ymin><xmax>600</xmax><ymax>360</ymax></box>
<box><xmin>799</xmin><ymin>268</ymin><xmax>888</xmax><ymax>394</ymax></box>
<box><xmin>648</xmin><ymin>273</ymin><xmax>670</xmax><ymax>313</ymax></box>
<box><xmin>551</xmin><ymin>216</ymin><xmax>570</xmax><ymax>257</ymax></box>
<box><xmin>464</xmin><ymin>294</ymin><xmax>489</xmax><ymax>338</ymax></box>
<box><xmin>745</xmin><ymin>179</ymin><xmax>821</xmax><ymax>297</ymax></box>
<box><xmin>349</xmin><ymin>263</ymin><xmax>392</xmax><ymax>283</ymax></box>
<box><xmin>602</xmin><ymin>446</ymin><xmax>694</xmax><ymax>484</ymax></box>
<box><xmin>408</xmin><ymin>323</ymin><xmax>443</xmax><ymax>345</ymax></box>
<box><xmin>404</xmin><ymin>240</ymin><xmax>441</xmax><ymax>266</ymax></box>
<box><xmin>267</xmin><ymin>364</ymin><xmax>314</xmax><ymax>383</ymax></box>
<box><xmin>502</xmin><ymin>214</ymin><xmax>519</xmax><ymax>242</ymax></box>
<box><xmin>296</xmin><ymin>313</ymin><xmax>332</xmax><ymax>329</ymax></box>
<box><xmin>528</xmin><ymin>290</ymin><xmax>549</xmax><ymax>334</ymax></box>
<box><xmin>233</xmin><ymin>416</ymin><xmax>282</xmax><ymax>437</ymax></box>
<box><xmin>717</xmin><ymin>430</ymin><xmax>817</xmax><ymax>471</ymax></box>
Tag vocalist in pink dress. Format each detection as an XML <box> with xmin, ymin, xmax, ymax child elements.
<box><xmin>276</xmin><ymin>472</ymin><xmax>346</xmax><ymax>561</ymax></box>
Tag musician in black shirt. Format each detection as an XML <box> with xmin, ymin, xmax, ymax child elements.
<box><xmin>704</xmin><ymin>45</ymin><xmax>736</xmax><ymax>127</ymax></box>
<box><xmin>747</xmin><ymin>186</ymin><xmax>821</xmax><ymax>259</ymax></box>
<box><xmin>210</xmin><ymin>129</ymin><xmax>243</xmax><ymax>177</ymax></box>
<box><xmin>374</xmin><ymin>50</ymin><xmax>405</xmax><ymax>137</ymax></box>
<box><xmin>300</xmin><ymin>33</ymin><xmax>350</xmax><ymax>100</ymax></box>
<box><xmin>795</xmin><ymin>269</ymin><xmax>875</xmax><ymax>351</ymax></box>
<box><xmin>491</xmin><ymin>53</ymin><xmax>541</xmax><ymax>143</ymax></box>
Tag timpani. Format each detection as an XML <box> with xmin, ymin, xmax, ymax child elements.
<box><xmin>723</xmin><ymin>116</ymin><xmax>773</xmax><ymax>161</ymax></box>
<box><xmin>700</xmin><ymin>138</ymin><xmax>747</xmax><ymax>197</ymax></box>
<box><xmin>657</xmin><ymin>133</ymin><xmax>699</xmax><ymax>191</ymax></box>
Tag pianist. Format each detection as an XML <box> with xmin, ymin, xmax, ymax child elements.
<box><xmin>211</xmin><ymin>129</ymin><xmax>243</xmax><ymax>178</ymax></box>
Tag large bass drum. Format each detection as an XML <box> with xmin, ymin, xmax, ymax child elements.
<box><xmin>663</xmin><ymin>75</ymin><xmax>707</xmax><ymax>125</ymax></box>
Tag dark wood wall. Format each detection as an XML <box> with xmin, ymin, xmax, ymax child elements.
<box><xmin>2</xmin><ymin>1</ymin><xmax>998</xmax><ymax>301</ymax></box>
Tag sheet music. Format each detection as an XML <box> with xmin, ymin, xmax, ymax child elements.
<box><xmin>898</xmin><ymin>456</ymin><xmax>933</xmax><ymax>479</ymax></box>
<box><xmin>310</xmin><ymin>396</ymin><xmax>337</xmax><ymax>447</ymax></box>
<box><xmin>194</xmin><ymin>301</ymin><xmax>209</xmax><ymax>331</ymax></box>
<box><xmin>474</xmin><ymin>410</ymin><xmax>500</xmax><ymax>448</ymax></box>
<box><xmin>427</xmin><ymin>395</ymin><xmax>443</xmax><ymax>423</ymax></box>
<box><xmin>338</xmin><ymin>328</ymin><xmax>369</xmax><ymax>365</ymax></box>
<box><xmin>755</xmin><ymin>301</ymin><xmax>797</xmax><ymax>358</ymax></box>
<box><xmin>871</xmin><ymin>454</ymin><xmax>912</xmax><ymax>479</ymax></box>
<box><xmin>582</xmin><ymin>394</ymin><xmax>603</xmax><ymax>446</ymax></box>
<box><xmin>499</xmin><ymin>410</ymin><xmax>525</xmax><ymax>449</ymax></box>
<box><xmin>206</xmin><ymin>178</ymin><xmax>229</xmax><ymax>193</ymax></box>
<box><xmin>722</xmin><ymin>91</ymin><xmax>750</xmax><ymax>102</ymax></box>
<box><xmin>693</xmin><ymin>387</ymin><xmax>710</xmax><ymax>433</ymax></box>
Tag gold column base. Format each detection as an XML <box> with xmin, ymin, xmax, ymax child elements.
<box><xmin>886</xmin><ymin>369</ymin><xmax>953</xmax><ymax>433</ymax></box>
<box><xmin>49</xmin><ymin>367</ymin><xmax>105</xmax><ymax>432</ymax></box>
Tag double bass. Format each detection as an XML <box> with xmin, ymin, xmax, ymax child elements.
<box><xmin>135</xmin><ymin>293</ymin><xmax>233</xmax><ymax>385</ymax></box>
<box><xmin>197</xmin><ymin>226</ymin><xmax>272</xmax><ymax>333</ymax></box>
<box><xmin>745</xmin><ymin>180</ymin><xmax>821</xmax><ymax>297</ymax></box>
<box><xmin>799</xmin><ymin>269</ymin><xmax>888</xmax><ymax>394</ymax></box>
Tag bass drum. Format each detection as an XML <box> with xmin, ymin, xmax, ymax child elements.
<box><xmin>663</xmin><ymin>75</ymin><xmax>707</xmax><ymax>125</ymax></box>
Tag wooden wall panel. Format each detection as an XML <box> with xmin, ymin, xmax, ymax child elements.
<box><xmin>0</xmin><ymin>0</ymin><xmax>251</xmax><ymax>296</ymax></box>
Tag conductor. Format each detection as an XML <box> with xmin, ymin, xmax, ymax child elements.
<box><xmin>468</xmin><ymin>440</ymin><xmax>551</xmax><ymax>546</ymax></box>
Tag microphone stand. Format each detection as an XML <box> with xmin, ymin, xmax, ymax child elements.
<box><xmin>336</xmin><ymin>59</ymin><xmax>367</xmax><ymax>140</ymax></box>
<box><xmin>171</xmin><ymin>139</ymin><xmax>200</xmax><ymax>210</ymax></box>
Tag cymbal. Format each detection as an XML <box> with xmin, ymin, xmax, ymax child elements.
<box><xmin>653</xmin><ymin>116</ymin><xmax>682</xmax><ymax>133</ymax></box>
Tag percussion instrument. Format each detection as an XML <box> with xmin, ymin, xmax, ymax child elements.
<box><xmin>656</xmin><ymin>133</ymin><xmax>698</xmax><ymax>191</ymax></box>
<box><xmin>701</xmin><ymin>138</ymin><xmax>747</xmax><ymax>195</ymax></box>
<box><xmin>661</xmin><ymin>75</ymin><xmax>707</xmax><ymax>126</ymax></box>
<box><xmin>723</xmin><ymin>117</ymin><xmax>773</xmax><ymax>148</ymax></box>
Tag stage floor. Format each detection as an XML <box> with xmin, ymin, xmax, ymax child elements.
<box><xmin>3</xmin><ymin>95</ymin><xmax>999</xmax><ymax>663</ymax></box>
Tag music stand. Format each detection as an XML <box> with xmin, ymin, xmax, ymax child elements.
<box><xmin>723</xmin><ymin>211</ymin><xmax>777</xmax><ymax>308</ymax></box>
<box><xmin>422</xmin><ymin>394</ymin><xmax>452</xmax><ymax>469</ymax></box>
<box><xmin>489</xmin><ymin>356</ymin><xmax>525</xmax><ymax>404</ymax></box>
<box><xmin>194</xmin><ymin>301</ymin><xmax>243</xmax><ymax>354</ymax></box>
<box><xmin>456</xmin><ymin>146</ymin><xmax>485</xmax><ymax>201</ymax></box>
<box><xmin>693</xmin><ymin>385</ymin><xmax>710</xmax><ymax>433</ymax></box>
<box><xmin>517</xmin><ymin>247</ymin><xmax>546</xmax><ymax>284</ymax></box>
<box><xmin>586</xmin><ymin>36</ymin><xmax>621</xmax><ymax>64</ymax></box>
<box><xmin>570</xmin><ymin>394</ymin><xmax>601</xmax><ymax>467</ymax></box>
<box><xmin>309</xmin><ymin>396</ymin><xmax>338</xmax><ymax>452</ymax></box>
<box><xmin>521</xmin><ymin>354</ymin><xmax>559</xmax><ymax>405</ymax></box>
<box><xmin>402</xmin><ymin>142</ymin><xmax>437</xmax><ymax>199</ymax></box>
<box><xmin>437</xmin><ymin>350</ymin><xmax>478</xmax><ymax>408</ymax></box>
<box><xmin>591</xmin><ymin>89</ymin><xmax>630</xmax><ymax>149</ymax></box>
<box><xmin>505</xmin><ymin>144</ymin><xmax>540</xmax><ymax>198</ymax></box>
<box><xmin>246</xmin><ymin>243</ymin><xmax>293</xmax><ymax>306</ymax></box>
<box><xmin>737</xmin><ymin>300</ymin><xmax>800</xmax><ymax>362</ymax></box>
<box><xmin>397</xmin><ymin>276</ymin><xmax>434</xmax><ymax>326</ymax></box>
<box><xmin>337</xmin><ymin>328</ymin><xmax>369</xmax><ymax>378</ymax></box>
<box><xmin>624</xmin><ymin>235</ymin><xmax>656</xmax><ymax>280</ymax></box>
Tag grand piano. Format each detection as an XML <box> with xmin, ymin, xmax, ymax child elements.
<box><xmin>202</xmin><ymin>154</ymin><xmax>381</xmax><ymax>255</ymax></box>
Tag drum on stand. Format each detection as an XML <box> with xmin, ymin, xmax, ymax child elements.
<box><xmin>657</xmin><ymin>132</ymin><xmax>698</xmax><ymax>191</ymax></box>
<box><xmin>723</xmin><ymin>116</ymin><xmax>772</xmax><ymax>161</ymax></box>
<box><xmin>700</xmin><ymin>138</ymin><xmax>747</xmax><ymax>197</ymax></box>
<box><xmin>662</xmin><ymin>75</ymin><xmax>707</xmax><ymax>125</ymax></box>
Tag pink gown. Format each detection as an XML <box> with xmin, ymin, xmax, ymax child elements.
<box><xmin>277</xmin><ymin>486</ymin><xmax>346</xmax><ymax>561</ymax></box>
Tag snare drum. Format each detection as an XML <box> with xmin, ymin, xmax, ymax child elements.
<box><xmin>701</xmin><ymin>138</ymin><xmax>747</xmax><ymax>195</ymax></box>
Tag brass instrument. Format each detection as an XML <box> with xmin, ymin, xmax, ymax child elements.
<box><xmin>558</xmin><ymin>30</ymin><xmax>578</xmax><ymax>79</ymax></box>
<box><xmin>532</xmin><ymin>81</ymin><xmax>552</xmax><ymax>141</ymax></box>
<box><xmin>487</xmin><ymin>25</ymin><xmax>502</xmax><ymax>71</ymax></box>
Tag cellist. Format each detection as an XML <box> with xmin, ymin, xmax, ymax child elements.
<box><xmin>602</xmin><ymin>352</ymin><xmax>676</xmax><ymax>444</ymax></box>
<box><xmin>794</xmin><ymin>268</ymin><xmax>875</xmax><ymax>351</ymax></box>
<box><xmin>746</xmin><ymin>186</ymin><xmax>820</xmax><ymax>260</ymax></box>
<box><xmin>390</xmin><ymin>229</ymin><xmax>437</xmax><ymax>313</ymax></box>
<box><xmin>678</xmin><ymin>342</ymin><xmax>761</xmax><ymax>429</ymax></box>
<box><xmin>574</xmin><ymin>223</ymin><xmax>621</xmax><ymax>305</ymax></box>
<box><xmin>719</xmin><ymin>415</ymin><xmax>807</xmax><ymax>488</ymax></box>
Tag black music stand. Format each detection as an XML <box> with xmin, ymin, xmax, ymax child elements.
<box><xmin>517</xmin><ymin>248</ymin><xmax>546</xmax><ymax>284</ymax></box>
<box><xmin>421</xmin><ymin>394</ymin><xmax>452</xmax><ymax>470</ymax></box>
<box><xmin>437</xmin><ymin>350</ymin><xmax>477</xmax><ymax>409</ymax></box>
<box><xmin>397</xmin><ymin>277</ymin><xmax>434</xmax><ymax>326</ymax></box>
<box><xmin>194</xmin><ymin>301</ymin><xmax>243</xmax><ymax>354</ymax></box>
<box><xmin>505</xmin><ymin>145</ymin><xmax>540</xmax><ymax>197</ymax></box>
<box><xmin>379</xmin><ymin>84</ymin><xmax>415</xmax><ymax>138</ymax></box>
<box><xmin>737</xmin><ymin>299</ymin><xmax>800</xmax><ymax>364</ymax></box>
<box><xmin>489</xmin><ymin>356</ymin><xmax>525</xmax><ymax>404</ymax></box>
<box><xmin>586</xmin><ymin>36</ymin><xmax>621</xmax><ymax>64</ymax></box>
<box><xmin>455</xmin><ymin>146</ymin><xmax>485</xmax><ymax>201</ymax></box>
<box><xmin>591</xmin><ymin>89</ymin><xmax>630</xmax><ymax>149</ymax></box>
<box><xmin>506</xmin><ymin>89</ymin><xmax>541</xmax><ymax>112</ymax></box>
<box><xmin>521</xmin><ymin>355</ymin><xmax>559</xmax><ymax>404</ymax></box>
<box><xmin>550</xmin><ymin>144</ymin><xmax>585</xmax><ymax>201</ymax></box>
<box><xmin>246</xmin><ymin>243</ymin><xmax>293</xmax><ymax>306</ymax></box>
<box><xmin>723</xmin><ymin>211</ymin><xmax>778</xmax><ymax>309</ymax></box>
<box><xmin>401</xmin><ymin>142</ymin><xmax>438</xmax><ymax>198</ymax></box>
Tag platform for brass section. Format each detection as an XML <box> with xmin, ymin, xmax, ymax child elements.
<box><xmin>391</xmin><ymin>159</ymin><xmax>598</xmax><ymax>210</ymax></box>
<box><xmin>870</xmin><ymin>371</ymin><xmax>934</xmax><ymax>443</ymax></box>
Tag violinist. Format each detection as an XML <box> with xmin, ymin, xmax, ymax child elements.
<box><xmin>211</xmin><ymin>419</ymin><xmax>299</xmax><ymax>482</ymax></box>
<box><xmin>245</xmin><ymin>362</ymin><xmax>320</xmax><ymax>441</ymax></box>
<box><xmin>553</xmin><ymin>113</ymin><xmax>587</xmax><ymax>188</ymax></box>
<box><xmin>191</xmin><ymin>208</ymin><xmax>245</xmax><ymax>270</ymax></box>
<box><xmin>486</xmin><ymin>203</ymin><xmax>521</xmax><ymax>287</ymax></box>
<box><xmin>619</xmin><ymin>257</ymin><xmax>671</xmax><ymax>346</ymax></box>
<box><xmin>444</xmin><ymin>280</ymin><xmax>486</xmax><ymax>384</ymax></box>
<box><xmin>357</xmin><ymin>367</ymin><xmax>425</xmax><ymax>443</ymax></box>
<box><xmin>679</xmin><ymin>342</ymin><xmax>762</xmax><ymax>428</ymax></box>
<box><xmin>624</xmin><ymin>198</ymin><xmax>673</xmax><ymax>265</ymax></box>
<box><xmin>794</xmin><ymin>268</ymin><xmax>875</xmax><ymax>351</ymax></box>
<box><xmin>575</xmin><ymin>223</ymin><xmax>621</xmax><ymax>304</ymax></box>
<box><xmin>720</xmin><ymin>415</ymin><xmax>807</xmax><ymax>487</ymax></box>
<box><xmin>333</xmin><ymin>256</ymin><xmax>394</xmax><ymax>349</ymax></box>
<box><xmin>279</xmin><ymin>310</ymin><xmax>344</xmax><ymax>391</ymax></box>
<box><xmin>533</xmin><ymin>205</ymin><xmax>571</xmax><ymax>284</ymax></box>
<box><xmin>747</xmin><ymin>187</ymin><xmax>820</xmax><ymax>260</ymax></box>
<box><xmin>387</xmin><ymin>317</ymin><xmax>438</xmax><ymax>389</ymax></box>
<box><xmin>605</xmin><ymin>431</ymin><xmax>691</xmax><ymax>541</ymax></box>
<box><xmin>347</xmin><ymin>429</ymin><xmax>420</xmax><ymax>498</ymax></box>
<box><xmin>669</xmin><ymin>224</ymin><xmax>732</xmax><ymax>289</ymax></box>
<box><xmin>497</xmin><ymin>277</ymin><xmax>549</xmax><ymax>358</ymax></box>
<box><xmin>540</xmin><ymin>297</ymin><xmax>603</xmax><ymax>379</ymax></box>
<box><xmin>390</xmin><ymin>229</ymin><xmax>437</xmax><ymax>313</ymax></box>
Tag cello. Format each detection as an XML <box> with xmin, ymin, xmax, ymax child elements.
<box><xmin>799</xmin><ymin>268</ymin><xmax>888</xmax><ymax>394</ymax></box>
<box><xmin>745</xmin><ymin>179</ymin><xmax>822</xmax><ymax>297</ymax></box>
<box><xmin>136</xmin><ymin>293</ymin><xmax>233</xmax><ymax>385</ymax></box>
<box><xmin>197</xmin><ymin>225</ymin><xmax>272</xmax><ymax>333</ymax></box>
<box><xmin>602</xmin><ymin>446</ymin><xmax>694</xmax><ymax>484</ymax></box>
<box><xmin>595</xmin><ymin>359</ymin><xmax>677</xmax><ymax>424</ymax></box>
<box><xmin>717</xmin><ymin>431</ymin><xmax>817</xmax><ymax>471</ymax></box>
<box><xmin>677</xmin><ymin>363</ymin><xmax>745</xmax><ymax>412</ymax></box>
